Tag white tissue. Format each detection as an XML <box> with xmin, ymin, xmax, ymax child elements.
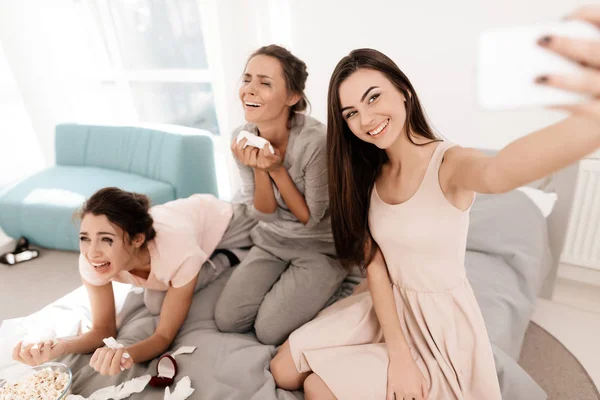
<box><xmin>102</xmin><ymin>337</ymin><xmax>123</xmax><ymax>349</ymax></box>
<box><xmin>170</xmin><ymin>346</ymin><xmax>196</xmax><ymax>358</ymax></box>
<box><xmin>64</xmin><ymin>345</ymin><xmax>197</xmax><ymax>400</ymax></box>
<box><xmin>66</xmin><ymin>374</ymin><xmax>151</xmax><ymax>400</ymax></box>
<box><xmin>102</xmin><ymin>337</ymin><xmax>130</xmax><ymax>371</ymax></box>
<box><xmin>236</xmin><ymin>130</ymin><xmax>275</xmax><ymax>154</ymax></box>
<box><xmin>164</xmin><ymin>376</ymin><xmax>194</xmax><ymax>400</ymax></box>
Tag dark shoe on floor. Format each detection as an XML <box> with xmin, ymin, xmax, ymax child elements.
<box><xmin>0</xmin><ymin>249</ymin><xmax>39</xmax><ymax>265</ymax></box>
<box><xmin>14</xmin><ymin>236</ymin><xmax>30</xmax><ymax>253</ymax></box>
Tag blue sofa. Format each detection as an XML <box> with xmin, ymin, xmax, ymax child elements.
<box><xmin>0</xmin><ymin>123</ymin><xmax>218</xmax><ymax>251</ymax></box>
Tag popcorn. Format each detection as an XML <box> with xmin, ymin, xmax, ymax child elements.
<box><xmin>0</xmin><ymin>367</ymin><xmax>69</xmax><ymax>400</ymax></box>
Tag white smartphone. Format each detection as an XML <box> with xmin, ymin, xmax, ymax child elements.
<box><xmin>477</xmin><ymin>20</ymin><xmax>600</xmax><ymax>110</ymax></box>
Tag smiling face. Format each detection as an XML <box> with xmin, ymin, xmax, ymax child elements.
<box><xmin>79</xmin><ymin>213</ymin><xmax>140</xmax><ymax>279</ymax></box>
<box><xmin>239</xmin><ymin>54</ymin><xmax>298</xmax><ymax>124</ymax></box>
<box><xmin>338</xmin><ymin>68</ymin><xmax>409</xmax><ymax>149</ymax></box>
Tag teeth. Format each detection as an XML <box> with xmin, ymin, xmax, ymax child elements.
<box><xmin>245</xmin><ymin>102</ymin><xmax>261</xmax><ymax>107</ymax></box>
<box><xmin>92</xmin><ymin>262</ymin><xmax>109</xmax><ymax>267</ymax></box>
<box><xmin>369</xmin><ymin>119</ymin><xmax>389</xmax><ymax>136</ymax></box>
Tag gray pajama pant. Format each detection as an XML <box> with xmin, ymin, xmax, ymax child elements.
<box><xmin>144</xmin><ymin>203</ymin><xmax>258</xmax><ymax>315</ymax></box>
<box><xmin>214</xmin><ymin>215</ymin><xmax>348</xmax><ymax>346</ymax></box>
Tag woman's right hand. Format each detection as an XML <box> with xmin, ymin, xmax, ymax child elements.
<box><xmin>12</xmin><ymin>340</ymin><xmax>67</xmax><ymax>366</ymax></box>
<box><xmin>387</xmin><ymin>354</ymin><xmax>429</xmax><ymax>400</ymax></box>
<box><xmin>231</xmin><ymin>138</ymin><xmax>260</xmax><ymax>169</ymax></box>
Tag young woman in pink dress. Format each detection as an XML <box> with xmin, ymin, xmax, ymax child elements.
<box><xmin>270</xmin><ymin>18</ymin><xmax>600</xmax><ymax>400</ymax></box>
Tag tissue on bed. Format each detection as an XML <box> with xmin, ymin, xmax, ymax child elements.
<box><xmin>170</xmin><ymin>346</ymin><xmax>196</xmax><ymax>357</ymax></box>
<box><xmin>164</xmin><ymin>377</ymin><xmax>194</xmax><ymax>400</ymax></box>
<box><xmin>66</xmin><ymin>374</ymin><xmax>151</xmax><ymax>400</ymax></box>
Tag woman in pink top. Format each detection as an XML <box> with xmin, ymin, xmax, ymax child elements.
<box><xmin>12</xmin><ymin>187</ymin><xmax>255</xmax><ymax>376</ymax></box>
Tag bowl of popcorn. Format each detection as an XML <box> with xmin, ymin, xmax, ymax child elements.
<box><xmin>0</xmin><ymin>362</ymin><xmax>72</xmax><ymax>400</ymax></box>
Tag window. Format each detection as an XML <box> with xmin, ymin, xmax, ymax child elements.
<box><xmin>77</xmin><ymin>0</ymin><xmax>221</xmax><ymax>134</ymax></box>
<box><xmin>0</xmin><ymin>45</ymin><xmax>44</xmax><ymax>187</ymax></box>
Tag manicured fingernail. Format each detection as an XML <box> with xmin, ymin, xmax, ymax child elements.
<box><xmin>535</xmin><ymin>76</ymin><xmax>549</xmax><ymax>84</ymax></box>
<box><xmin>538</xmin><ymin>36</ymin><xmax>552</xmax><ymax>46</ymax></box>
<box><xmin>120</xmin><ymin>366</ymin><xmax>125</xmax><ymax>371</ymax></box>
<box><xmin>123</xmin><ymin>353</ymin><xmax>131</xmax><ymax>359</ymax></box>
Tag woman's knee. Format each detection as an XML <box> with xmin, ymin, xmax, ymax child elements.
<box><xmin>214</xmin><ymin>293</ymin><xmax>248</xmax><ymax>333</ymax></box>
<box><xmin>304</xmin><ymin>373</ymin><xmax>336</xmax><ymax>400</ymax></box>
<box><xmin>255</xmin><ymin>317</ymin><xmax>287</xmax><ymax>346</ymax></box>
<box><xmin>270</xmin><ymin>341</ymin><xmax>308</xmax><ymax>390</ymax></box>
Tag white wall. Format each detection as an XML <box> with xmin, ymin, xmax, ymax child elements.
<box><xmin>287</xmin><ymin>0</ymin><xmax>589</xmax><ymax>150</ymax></box>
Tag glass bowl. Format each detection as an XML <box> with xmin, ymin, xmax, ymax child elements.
<box><xmin>0</xmin><ymin>362</ymin><xmax>72</xmax><ymax>400</ymax></box>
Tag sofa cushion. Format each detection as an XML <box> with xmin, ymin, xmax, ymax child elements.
<box><xmin>55</xmin><ymin>123</ymin><xmax>218</xmax><ymax>198</ymax></box>
<box><xmin>0</xmin><ymin>166</ymin><xmax>175</xmax><ymax>251</ymax></box>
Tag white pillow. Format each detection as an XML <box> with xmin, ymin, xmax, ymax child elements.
<box><xmin>516</xmin><ymin>186</ymin><xmax>557</xmax><ymax>218</ymax></box>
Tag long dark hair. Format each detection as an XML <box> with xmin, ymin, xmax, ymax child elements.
<box><xmin>327</xmin><ymin>48</ymin><xmax>440</xmax><ymax>270</ymax></box>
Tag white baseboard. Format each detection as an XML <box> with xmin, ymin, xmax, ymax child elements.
<box><xmin>557</xmin><ymin>263</ymin><xmax>600</xmax><ymax>286</ymax></box>
<box><xmin>552</xmin><ymin>277</ymin><xmax>600</xmax><ymax>314</ymax></box>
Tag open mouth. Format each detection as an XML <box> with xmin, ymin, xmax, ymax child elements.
<box><xmin>245</xmin><ymin>102</ymin><xmax>262</xmax><ymax>108</ymax></box>
<box><xmin>368</xmin><ymin>118</ymin><xmax>390</xmax><ymax>136</ymax></box>
<box><xmin>91</xmin><ymin>261</ymin><xmax>111</xmax><ymax>274</ymax></box>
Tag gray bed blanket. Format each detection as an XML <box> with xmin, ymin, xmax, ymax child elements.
<box><xmin>4</xmin><ymin>190</ymin><xmax>551</xmax><ymax>399</ymax></box>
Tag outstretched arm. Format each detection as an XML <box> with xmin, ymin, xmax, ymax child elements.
<box><xmin>445</xmin><ymin>116</ymin><xmax>600</xmax><ymax>195</ymax></box>
<box><xmin>13</xmin><ymin>281</ymin><xmax>117</xmax><ymax>366</ymax></box>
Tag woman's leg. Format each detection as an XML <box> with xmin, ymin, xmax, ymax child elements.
<box><xmin>254</xmin><ymin>253</ymin><xmax>348</xmax><ymax>345</ymax></box>
<box><xmin>270</xmin><ymin>340</ymin><xmax>310</xmax><ymax>390</ymax></box>
<box><xmin>214</xmin><ymin>246</ymin><xmax>287</xmax><ymax>333</ymax></box>
<box><xmin>304</xmin><ymin>373</ymin><xmax>337</xmax><ymax>400</ymax></box>
<box><xmin>216</xmin><ymin>203</ymin><xmax>257</xmax><ymax>250</ymax></box>
<box><xmin>193</xmin><ymin>252</ymin><xmax>231</xmax><ymax>293</ymax></box>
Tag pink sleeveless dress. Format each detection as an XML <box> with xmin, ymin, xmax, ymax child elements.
<box><xmin>288</xmin><ymin>142</ymin><xmax>502</xmax><ymax>399</ymax></box>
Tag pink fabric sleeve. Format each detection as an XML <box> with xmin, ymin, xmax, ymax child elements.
<box><xmin>78</xmin><ymin>253</ymin><xmax>110</xmax><ymax>286</ymax></box>
<box><xmin>169</xmin><ymin>253</ymin><xmax>206</xmax><ymax>288</ymax></box>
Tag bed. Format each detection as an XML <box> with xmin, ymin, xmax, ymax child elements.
<box><xmin>0</xmin><ymin>160</ymin><xmax>578</xmax><ymax>400</ymax></box>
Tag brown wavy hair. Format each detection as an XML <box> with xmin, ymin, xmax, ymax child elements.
<box><xmin>327</xmin><ymin>48</ymin><xmax>440</xmax><ymax>271</ymax></box>
<box><xmin>77</xmin><ymin>187</ymin><xmax>156</xmax><ymax>246</ymax></box>
<box><xmin>247</xmin><ymin>45</ymin><xmax>311</xmax><ymax>122</ymax></box>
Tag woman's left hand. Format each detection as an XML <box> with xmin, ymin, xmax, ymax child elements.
<box><xmin>256</xmin><ymin>143</ymin><xmax>284</xmax><ymax>172</ymax></box>
<box><xmin>89</xmin><ymin>347</ymin><xmax>134</xmax><ymax>376</ymax></box>
<box><xmin>536</xmin><ymin>6</ymin><xmax>600</xmax><ymax>122</ymax></box>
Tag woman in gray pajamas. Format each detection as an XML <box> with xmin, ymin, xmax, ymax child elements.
<box><xmin>214</xmin><ymin>45</ymin><xmax>348</xmax><ymax>345</ymax></box>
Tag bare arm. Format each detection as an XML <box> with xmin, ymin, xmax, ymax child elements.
<box><xmin>124</xmin><ymin>274</ymin><xmax>198</xmax><ymax>363</ymax></box>
<box><xmin>12</xmin><ymin>280</ymin><xmax>118</xmax><ymax>366</ymax></box>
<box><xmin>367</xmin><ymin>249</ymin><xmax>411</xmax><ymax>358</ymax></box>
<box><xmin>447</xmin><ymin>115</ymin><xmax>600</xmax><ymax>194</ymax></box>
<box><xmin>270</xmin><ymin>167</ymin><xmax>310</xmax><ymax>224</ymax></box>
<box><xmin>62</xmin><ymin>281</ymin><xmax>117</xmax><ymax>354</ymax></box>
<box><xmin>367</xmin><ymin>246</ymin><xmax>429</xmax><ymax>399</ymax></box>
<box><xmin>253</xmin><ymin>169</ymin><xmax>278</xmax><ymax>215</ymax></box>
<box><xmin>231</xmin><ymin>138</ymin><xmax>279</xmax><ymax>221</ymax></box>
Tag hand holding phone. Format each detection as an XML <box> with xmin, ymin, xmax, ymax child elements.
<box><xmin>478</xmin><ymin>20</ymin><xmax>600</xmax><ymax>110</ymax></box>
